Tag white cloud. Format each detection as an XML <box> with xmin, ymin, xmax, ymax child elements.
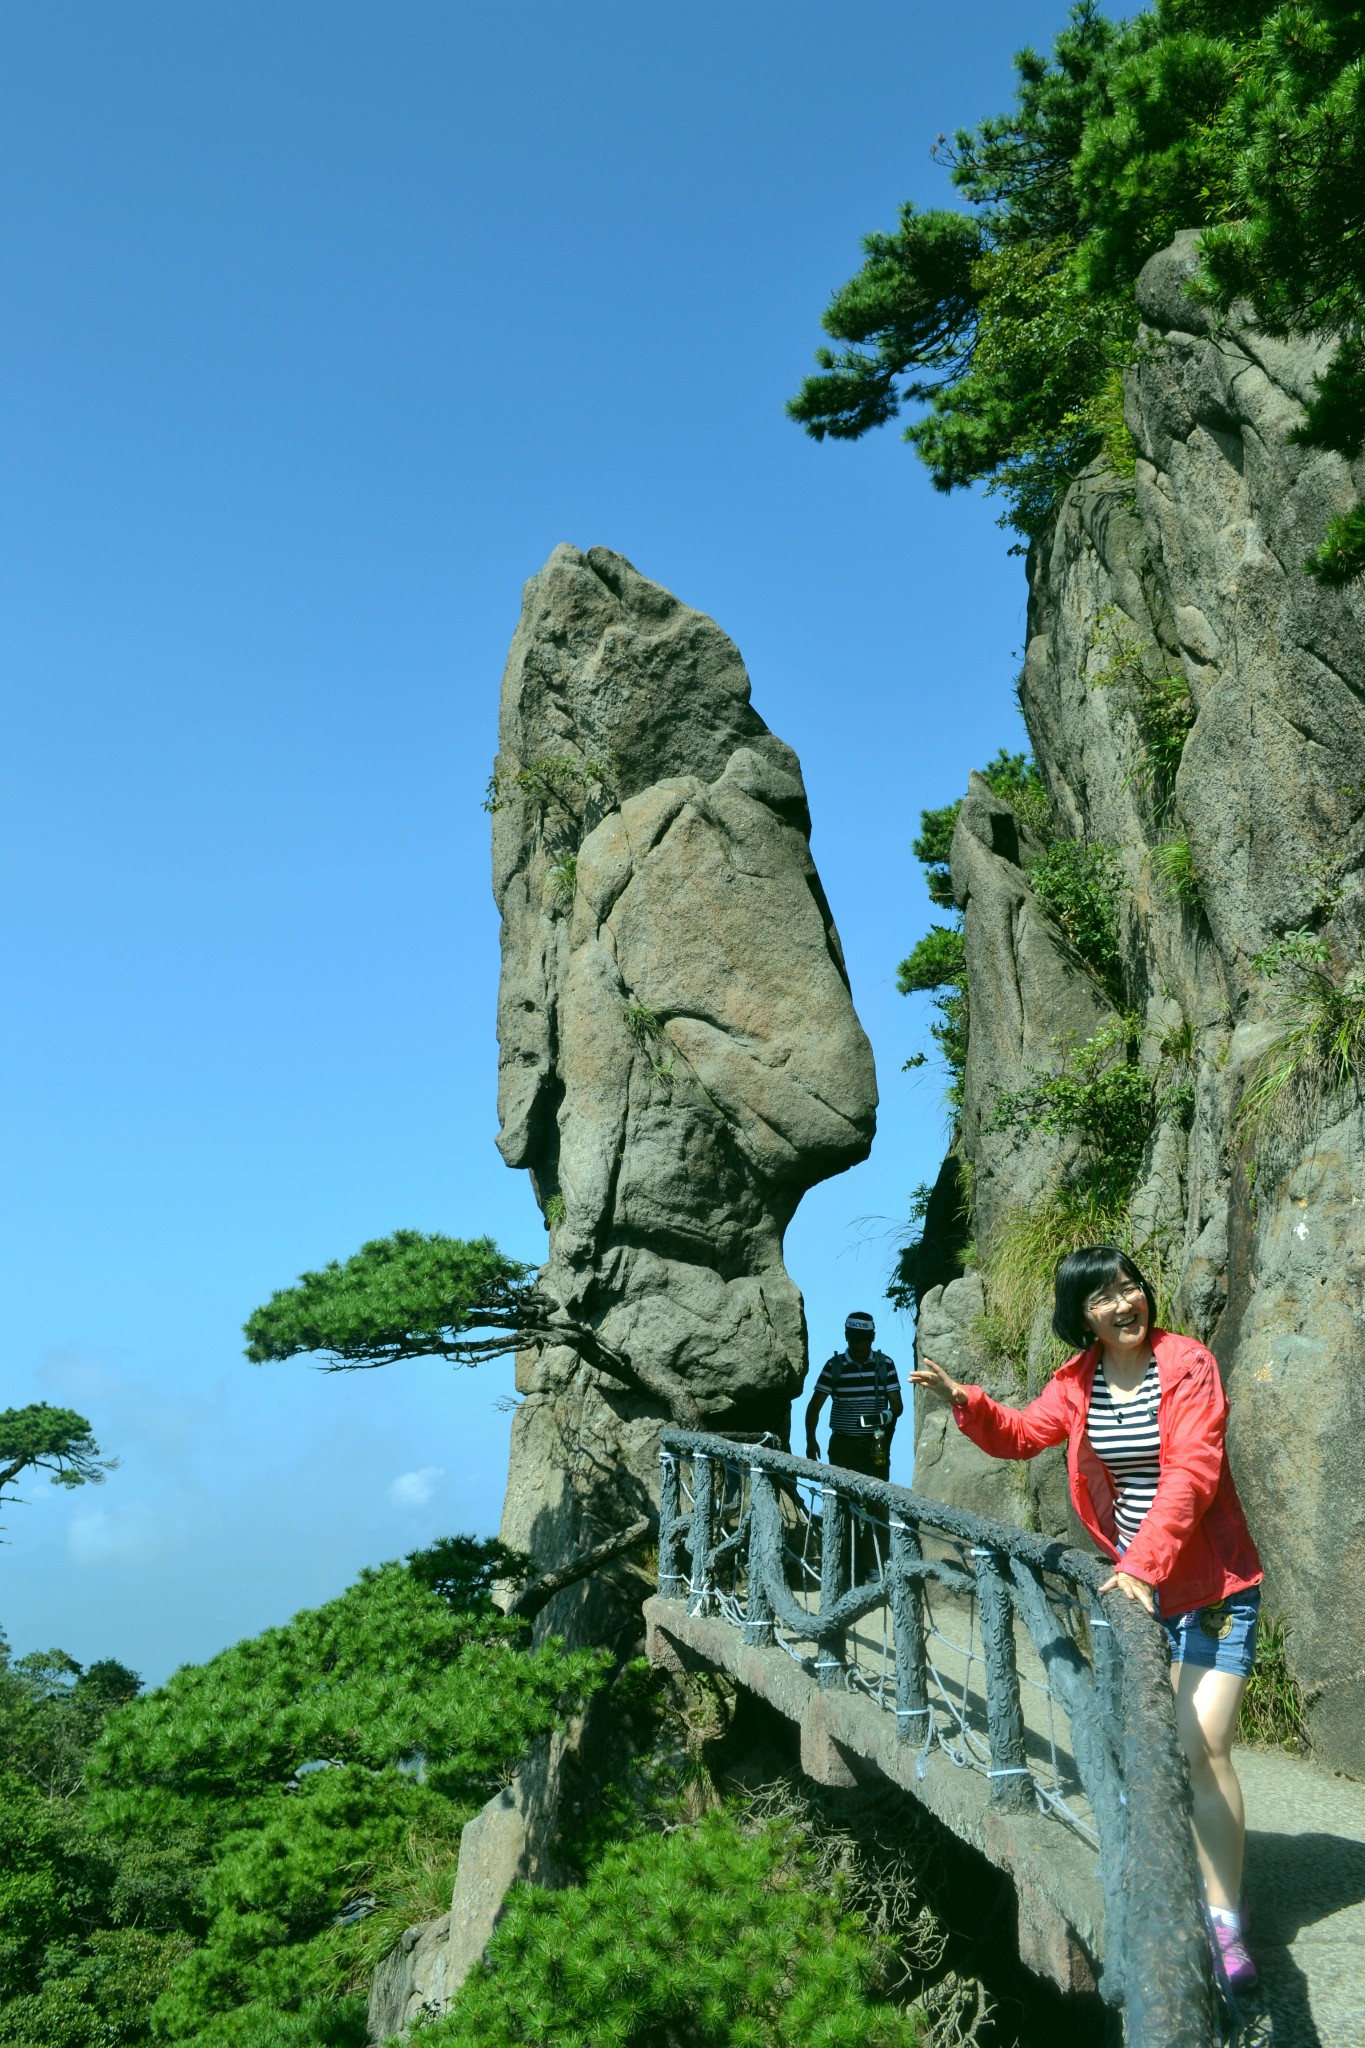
<box><xmin>67</xmin><ymin>1504</ymin><xmax>162</xmax><ymax>1567</ymax></box>
<box><xmin>388</xmin><ymin>1467</ymin><xmax>445</xmax><ymax>1510</ymax></box>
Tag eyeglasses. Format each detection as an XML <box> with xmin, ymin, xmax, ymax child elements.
<box><xmin>1084</xmin><ymin>1279</ymin><xmax>1146</xmax><ymax>1315</ymax></box>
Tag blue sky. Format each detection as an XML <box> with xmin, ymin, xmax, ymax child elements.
<box><xmin>2</xmin><ymin>1</ymin><xmax>1100</xmax><ymax>1683</ymax></box>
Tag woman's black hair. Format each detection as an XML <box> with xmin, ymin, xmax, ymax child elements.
<box><xmin>1052</xmin><ymin>1246</ymin><xmax>1158</xmax><ymax>1350</ymax></box>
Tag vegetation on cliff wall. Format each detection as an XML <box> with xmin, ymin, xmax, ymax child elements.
<box><xmin>1239</xmin><ymin>929</ymin><xmax>1365</xmax><ymax>1157</ymax></box>
<box><xmin>0</xmin><ymin>1544</ymin><xmax>605</xmax><ymax>2048</ymax></box>
<box><xmin>427</xmin><ymin>1809</ymin><xmax>926</xmax><ymax>2048</ymax></box>
<box><xmin>415</xmin><ymin>1664</ymin><xmax>1012</xmax><ymax>2048</ymax></box>
<box><xmin>893</xmin><ymin>746</ymin><xmax>1150</xmax><ymax>1320</ymax></box>
<box><xmin>791</xmin><ymin>0</ymin><xmax>1365</xmax><ymax>579</ymax></box>
<box><xmin>897</xmin><ymin>750</ymin><xmax>1049</xmax><ymax>1121</ymax></box>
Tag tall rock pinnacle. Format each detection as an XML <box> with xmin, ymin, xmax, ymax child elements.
<box><xmin>491</xmin><ymin>544</ymin><xmax>876</xmax><ymax>1636</ymax></box>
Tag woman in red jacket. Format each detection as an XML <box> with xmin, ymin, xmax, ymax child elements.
<box><xmin>909</xmin><ymin>1244</ymin><xmax>1263</xmax><ymax>1989</ymax></box>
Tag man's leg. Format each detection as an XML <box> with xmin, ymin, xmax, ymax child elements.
<box><xmin>827</xmin><ymin>1435</ymin><xmax>889</xmax><ymax>1575</ymax></box>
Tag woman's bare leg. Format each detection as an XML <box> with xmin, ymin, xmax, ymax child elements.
<box><xmin>1171</xmin><ymin>1663</ymin><xmax>1249</xmax><ymax>1910</ymax></box>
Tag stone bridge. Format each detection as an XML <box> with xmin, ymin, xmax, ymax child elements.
<box><xmin>645</xmin><ymin>1431</ymin><xmax>1365</xmax><ymax>2048</ymax></box>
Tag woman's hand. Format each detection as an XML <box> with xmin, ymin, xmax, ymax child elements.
<box><xmin>1098</xmin><ymin>1569</ymin><xmax>1157</xmax><ymax>1616</ymax></box>
<box><xmin>905</xmin><ymin>1357</ymin><xmax>968</xmax><ymax>1410</ymax></box>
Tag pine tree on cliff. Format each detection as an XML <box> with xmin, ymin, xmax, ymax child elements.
<box><xmin>790</xmin><ymin>0</ymin><xmax>1365</xmax><ymax>580</ymax></box>
<box><xmin>244</xmin><ymin>1228</ymin><xmax>704</xmax><ymax>1422</ymax></box>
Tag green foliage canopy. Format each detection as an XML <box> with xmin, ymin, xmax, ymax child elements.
<box><xmin>0</xmin><ymin>1406</ymin><xmax>114</xmax><ymax>1519</ymax></box>
<box><xmin>404</xmin><ymin>1534</ymin><xmax>533</xmax><ymax>1612</ymax></box>
<box><xmin>790</xmin><ymin>0</ymin><xmax>1365</xmax><ymax>575</ymax></box>
<box><xmin>426</xmin><ymin>1809</ymin><xmax>924</xmax><ymax>2048</ymax></box>
<box><xmin>243</xmin><ymin>1232</ymin><xmax>533</xmax><ymax>1371</ymax></box>
<box><xmin>89</xmin><ymin>1565</ymin><xmax>600</xmax><ymax>1811</ymax></box>
<box><xmin>0</xmin><ymin>1552</ymin><xmax>608</xmax><ymax>2048</ymax></box>
<box><xmin>243</xmin><ymin>1230</ymin><xmax>695</xmax><ymax>1417</ymax></box>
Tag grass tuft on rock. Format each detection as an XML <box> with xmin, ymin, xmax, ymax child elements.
<box><xmin>1237</xmin><ymin>1614</ymin><xmax>1310</xmax><ymax>1754</ymax></box>
<box><xmin>1151</xmin><ymin>839</ymin><xmax>1201</xmax><ymax>908</ymax></box>
<box><xmin>973</xmin><ymin>1179</ymin><xmax>1144</xmax><ymax>1393</ymax></box>
<box><xmin>1239</xmin><ymin>933</ymin><xmax>1365</xmax><ymax>1153</ymax></box>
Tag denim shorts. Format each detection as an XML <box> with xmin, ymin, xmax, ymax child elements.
<box><xmin>1161</xmin><ymin>1586</ymin><xmax>1261</xmax><ymax>1677</ymax></box>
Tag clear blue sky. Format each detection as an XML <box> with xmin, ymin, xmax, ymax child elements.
<box><xmin>2</xmin><ymin>1</ymin><xmax>1098</xmax><ymax>1684</ymax></box>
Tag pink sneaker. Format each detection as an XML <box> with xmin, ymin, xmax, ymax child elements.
<box><xmin>1214</xmin><ymin>1916</ymin><xmax>1257</xmax><ymax>1990</ymax></box>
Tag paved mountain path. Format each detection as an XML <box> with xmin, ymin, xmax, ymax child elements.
<box><xmin>1237</xmin><ymin>1747</ymin><xmax>1365</xmax><ymax>2047</ymax></box>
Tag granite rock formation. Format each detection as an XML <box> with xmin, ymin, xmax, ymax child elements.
<box><xmin>493</xmin><ymin>545</ymin><xmax>877</xmax><ymax>1640</ymax></box>
<box><xmin>913</xmin><ymin>233</ymin><xmax>1365</xmax><ymax>1770</ymax></box>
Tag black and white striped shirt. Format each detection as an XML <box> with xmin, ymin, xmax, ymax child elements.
<box><xmin>814</xmin><ymin>1349</ymin><xmax>897</xmax><ymax>1437</ymax></box>
<box><xmin>1086</xmin><ymin>1357</ymin><xmax>1162</xmax><ymax>1546</ymax></box>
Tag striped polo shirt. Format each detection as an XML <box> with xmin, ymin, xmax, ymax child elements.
<box><xmin>814</xmin><ymin>1349</ymin><xmax>897</xmax><ymax>1437</ymax></box>
<box><xmin>1086</xmin><ymin>1356</ymin><xmax>1162</xmax><ymax>1546</ymax></box>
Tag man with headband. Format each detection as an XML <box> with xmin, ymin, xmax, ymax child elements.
<box><xmin>804</xmin><ymin>1312</ymin><xmax>902</xmax><ymax>1480</ymax></box>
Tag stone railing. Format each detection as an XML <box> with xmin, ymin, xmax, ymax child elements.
<box><xmin>657</xmin><ymin>1429</ymin><xmax>1219</xmax><ymax>2048</ymax></box>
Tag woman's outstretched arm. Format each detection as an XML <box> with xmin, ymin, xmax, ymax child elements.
<box><xmin>908</xmin><ymin>1355</ymin><xmax>1074</xmax><ymax>1460</ymax></box>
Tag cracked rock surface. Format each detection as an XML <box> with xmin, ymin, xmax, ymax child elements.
<box><xmin>492</xmin><ymin>544</ymin><xmax>876</xmax><ymax>1641</ymax></box>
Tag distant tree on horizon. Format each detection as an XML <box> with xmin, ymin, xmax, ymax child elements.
<box><xmin>0</xmin><ymin>1403</ymin><xmax>116</xmax><ymax>1529</ymax></box>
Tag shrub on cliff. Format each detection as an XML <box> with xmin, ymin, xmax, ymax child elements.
<box><xmin>423</xmin><ymin>1808</ymin><xmax>925</xmax><ymax>2048</ymax></box>
<box><xmin>791</xmin><ymin>0</ymin><xmax>1365</xmax><ymax>578</ymax></box>
<box><xmin>1025</xmin><ymin>840</ymin><xmax>1125</xmax><ymax>1006</ymax></box>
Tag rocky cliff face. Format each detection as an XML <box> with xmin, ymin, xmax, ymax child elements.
<box><xmin>913</xmin><ymin>233</ymin><xmax>1365</xmax><ymax>1772</ymax></box>
<box><xmin>493</xmin><ymin>544</ymin><xmax>877</xmax><ymax>1639</ymax></box>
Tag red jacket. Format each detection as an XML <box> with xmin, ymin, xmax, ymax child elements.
<box><xmin>951</xmin><ymin>1327</ymin><xmax>1262</xmax><ymax>1616</ymax></box>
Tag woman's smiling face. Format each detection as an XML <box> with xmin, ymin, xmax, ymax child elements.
<box><xmin>1084</xmin><ymin>1274</ymin><xmax>1150</xmax><ymax>1353</ymax></box>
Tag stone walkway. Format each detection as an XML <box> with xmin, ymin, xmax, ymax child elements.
<box><xmin>1235</xmin><ymin>1746</ymin><xmax>1365</xmax><ymax>2048</ymax></box>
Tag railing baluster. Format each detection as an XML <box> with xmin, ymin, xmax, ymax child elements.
<box><xmin>972</xmin><ymin>1546</ymin><xmax>1032</xmax><ymax>1812</ymax></box>
<box><xmin>817</xmin><ymin>1481</ymin><xmax>849</xmax><ymax>1688</ymax></box>
<box><xmin>1088</xmin><ymin>1599</ymin><xmax>1122</xmax><ymax>1752</ymax></box>
<box><xmin>689</xmin><ymin>1454</ymin><xmax>715</xmax><ymax>1616</ymax></box>
<box><xmin>657</xmin><ymin>1448</ymin><xmax>685</xmax><ymax>1597</ymax></box>
<box><xmin>743</xmin><ymin>1465</ymin><xmax>776</xmax><ymax>1646</ymax></box>
<box><xmin>888</xmin><ymin>1516</ymin><xmax>929</xmax><ymax>1744</ymax></box>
